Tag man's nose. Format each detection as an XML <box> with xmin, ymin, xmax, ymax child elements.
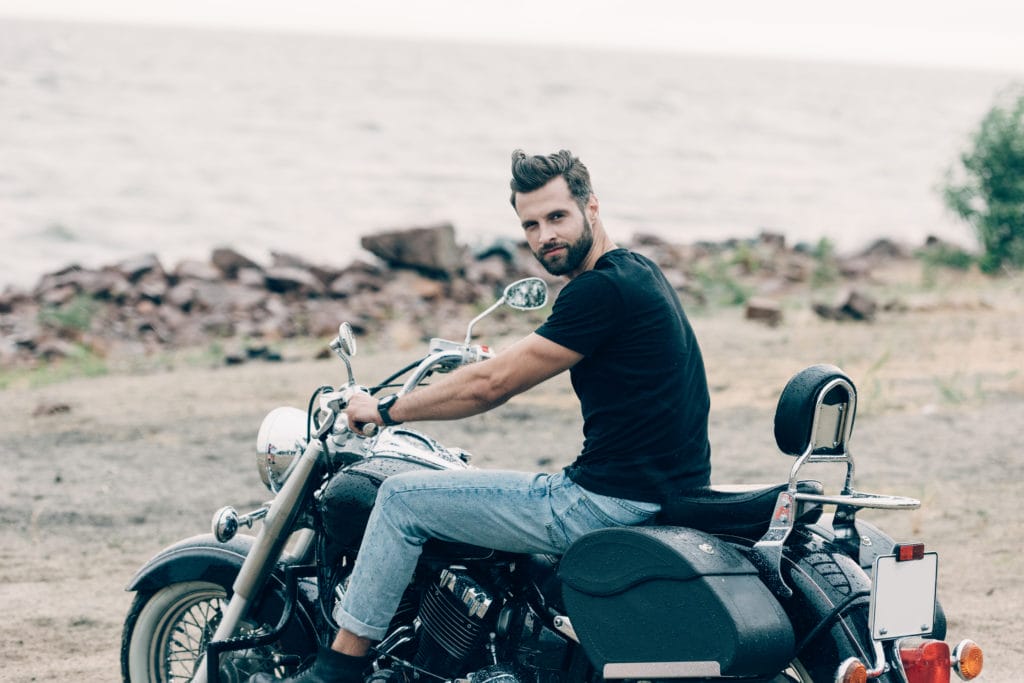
<box><xmin>536</xmin><ymin>221</ymin><xmax>558</xmax><ymax>243</ymax></box>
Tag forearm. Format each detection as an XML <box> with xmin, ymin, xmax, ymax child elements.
<box><xmin>389</xmin><ymin>360</ymin><xmax>511</xmax><ymax>423</ymax></box>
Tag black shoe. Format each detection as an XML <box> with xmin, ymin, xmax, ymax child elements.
<box><xmin>247</xmin><ymin>646</ymin><xmax>371</xmax><ymax>683</ymax></box>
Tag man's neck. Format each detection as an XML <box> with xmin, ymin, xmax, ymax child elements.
<box><xmin>568</xmin><ymin>235</ymin><xmax>618</xmax><ymax>280</ymax></box>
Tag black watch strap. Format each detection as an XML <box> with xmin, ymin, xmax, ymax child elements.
<box><xmin>377</xmin><ymin>394</ymin><xmax>402</xmax><ymax>427</ymax></box>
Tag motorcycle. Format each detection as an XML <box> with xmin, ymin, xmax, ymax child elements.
<box><xmin>121</xmin><ymin>276</ymin><xmax>984</xmax><ymax>683</ymax></box>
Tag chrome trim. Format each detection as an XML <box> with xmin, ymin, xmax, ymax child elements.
<box><xmin>603</xmin><ymin>661</ymin><xmax>721</xmax><ymax>679</ymax></box>
<box><xmin>795</xmin><ymin>491</ymin><xmax>920</xmax><ymax>510</ymax></box>
<box><xmin>551</xmin><ymin>615</ymin><xmax>578</xmax><ymax>643</ymax></box>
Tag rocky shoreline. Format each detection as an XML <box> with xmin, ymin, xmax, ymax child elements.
<box><xmin>0</xmin><ymin>223</ymin><xmax>964</xmax><ymax>369</ymax></box>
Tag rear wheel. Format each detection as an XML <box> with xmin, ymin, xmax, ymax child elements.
<box><xmin>781</xmin><ymin>537</ymin><xmax>900</xmax><ymax>683</ymax></box>
<box><xmin>121</xmin><ymin>580</ymin><xmax>313</xmax><ymax>682</ymax></box>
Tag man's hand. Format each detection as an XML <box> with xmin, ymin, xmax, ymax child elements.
<box><xmin>344</xmin><ymin>391</ymin><xmax>383</xmax><ymax>432</ymax></box>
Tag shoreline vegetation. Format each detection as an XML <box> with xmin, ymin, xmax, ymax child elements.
<box><xmin>2</xmin><ymin>223</ymin><xmax>1018</xmax><ymax>390</ymax></box>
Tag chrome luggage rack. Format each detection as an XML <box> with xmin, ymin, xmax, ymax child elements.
<box><xmin>749</xmin><ymin>372</ymin><xmax>919</xmax><ymax>598</ymax></box>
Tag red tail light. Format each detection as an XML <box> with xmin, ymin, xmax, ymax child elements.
<box><xmin>900</xmin><ymin>640</ymin><xmax>950</xmax><ymax>683</ymax></box>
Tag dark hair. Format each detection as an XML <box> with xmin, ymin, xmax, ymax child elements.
<box><xmin>509</xmin><ymin>149</ymin><xmax>593</xmax><ymax>210</ymax></box>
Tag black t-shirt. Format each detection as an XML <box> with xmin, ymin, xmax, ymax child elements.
<box><xmin>535</xmin><ymin>249</ymin><xmax>710</xmax><ymax>503</ymax></box>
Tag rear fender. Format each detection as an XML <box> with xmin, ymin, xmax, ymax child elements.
<box><xmin>802</xmin><ymin>517</ymin><xmax>947</xmax><ymax>640</ymax></box>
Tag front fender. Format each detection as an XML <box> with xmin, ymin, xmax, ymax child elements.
<box><xmin>126</xmin><ymin>533</ymin><xmax>322</xmax><ymax>639</ymax></box>
<box><xmin>126</xmin><ymin>533</ymin><xmax>257</xmax><ymax>594</ymax></box>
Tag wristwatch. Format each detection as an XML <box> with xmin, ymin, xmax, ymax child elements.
<box><xmin>377</xmin><ymin>394</ymin><xmax>402</xmax><ymax>427</ymax></box>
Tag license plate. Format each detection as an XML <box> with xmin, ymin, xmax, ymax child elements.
<box><xmin>868</xmin><ymin>552</ymin><xmax>938</xmax><ymax>640</ymax></box>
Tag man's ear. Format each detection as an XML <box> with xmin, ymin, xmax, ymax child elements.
<box><xmin>587</xmin><ymin>194</ymin><xmax>600</xmax><ymax>223</ymax></box>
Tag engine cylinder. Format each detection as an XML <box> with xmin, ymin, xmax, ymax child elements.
<box><xmin>414</xmin><ymin>569</ymin><xmax>494</xmax><ymax>678</ymax></box>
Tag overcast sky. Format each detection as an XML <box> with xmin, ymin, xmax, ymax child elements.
<box><xmin>1</xmin><ymin>0</ymin><xmax>1022</xmax><ymax>72</ymax></box>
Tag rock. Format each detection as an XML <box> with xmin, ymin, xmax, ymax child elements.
<box><xmin>34</xmin><ymin>268</ymin><xmax>131</xmax><ymax>301</ymax></box>
<box><xmin>838</xmin><ymin>257</ymin><xmax>873</xmax><ymax>279</ymax></box>
<box><xmin>113</xmin><ymin>253</ymin><xmax>164</xmax><ymax>282</ymax></box>
<box><xmin>840</xmin><ymin>289</ymin><xmax>878</xmax><ymax>321</ymax></box>
<box><xmin>212</xmin><ymin>247</ymin><xmax>261</xmax><ymax>279</ymax></box>
<box><xmin>237</xmin><ymin>267</ymin><xmax>266</xmax><ymax>288</ymax></box>
<box><xmin>758</xmin><ymin>230</ymin><xmax>787</xmax><ymax>250</ymax></box>
<box><xmin>465</xmin><ymin>254</ymin><xmax>509</xmax><ymax>285</ymax></box>
<box><xmin>134</xmin><ymin>270</ymin><xmax>170</xmax><ymax>302</ymax></box>
<box><xmin>304</xmin><ymin>300</ymin><xmax>356</xmax><ymax>337</ymax></box>
<box><xmin>191</xmin><ymin>281</ymin><xmax>266</xmax><ymax>313</ymax></box>
<box><xmin>33</xmin><ymin>402</ymin><xmax>71</xmax><ymax>416</ymax></box>
<box><xmin>165</xmin><ymin>282</ymin><xmax>199</xmax><ymax>310</ymax></box>
<box><xmin>360</xmin><ymin>223</ymin><xmax>463</xmax><ymax>278</ymax></box>
<box><xmin>813</xmin><ymin>289</ymin><xmax>878</xmax><ymax>322</ymax></box>
<box><xmin>329</xmin><ymin>269</ymin><xmax>385</xmax><ymax>298</ymax></box>
<box><xmin>270</xmin><ymin>251</ymin><xmax>341</xmax><ymax>287</ymax></box>
<box><xmin>264</xmin><ymin>266</ymin><xmax>326</xmax><ymax>297</ymax></box>
<box><xmin>745</xmin><ymin>298</ymin><xmax>783</xmax><ymax>326</ymax></box>
<box><xmin>858</xmin><ymin>238</ymin><xmax>912</xmax><ymax>261</ymax></box>
<box><xmin>173</xmin><ymin>259</ymin><xmax>222</xmax><ymax>282</ymax></box>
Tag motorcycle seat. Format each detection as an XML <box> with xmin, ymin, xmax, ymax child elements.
<box><xmin>657</xmin><ymin>480</ymin><xmax>823</xmax><ymax>538</ymax></box>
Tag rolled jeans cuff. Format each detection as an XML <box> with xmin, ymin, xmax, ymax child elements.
<box><xmin>334</xmin><ymin>604</ymin><xmax>391</xmax><ymax>641</ymax></box>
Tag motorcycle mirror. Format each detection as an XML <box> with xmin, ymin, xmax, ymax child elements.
<box><xmin>464</xmin><ymin>278</ymin><xmax>550</xmax><ymax>345</ymax></box>
<box><xmin>329</xmin><ymin>322</ymin><xmax>358</xmax><ymax>385</ymax></box>
<box><xmin>336</xmin><ymin>322</ymin><xmax>357</xmax><ymax>357</ymax></box>
<box><xmin>502</xmin><ymin>277</ymin><xmax>548</xmax><ymax>311</ymax></box>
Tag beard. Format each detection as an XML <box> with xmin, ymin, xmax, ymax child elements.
<box><xmin>533</xmin><ymin>216</ymin><xmax>594</xmax><ymax>276</ymax></box>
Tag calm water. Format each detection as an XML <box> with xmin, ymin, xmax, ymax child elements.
<box><xmin>1</xmin><ymin>18</ymin><xmax>1020</xmax><ymax>289</ymax></box>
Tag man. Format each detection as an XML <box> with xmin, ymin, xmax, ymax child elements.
<box><xmin>250</xmin><ymin>149</ymin><xmax>711</xmax><ymax>683</ymax></box>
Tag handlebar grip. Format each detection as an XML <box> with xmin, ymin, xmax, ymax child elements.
<box><xmin>361</xmin><ymin>423</ymin><xmax>378</xmax><ymax>437</ymax></box>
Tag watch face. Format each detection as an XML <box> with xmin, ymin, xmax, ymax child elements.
<box><xmin>378</xmin><ymin>395</ymin><xmax>399</xmax><ymax>425</ymax></box>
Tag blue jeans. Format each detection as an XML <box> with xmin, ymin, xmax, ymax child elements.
<box><xmin>333</xmin><ymin>468</ymin><xmax>660</xmax><ymax>640</ymax></box>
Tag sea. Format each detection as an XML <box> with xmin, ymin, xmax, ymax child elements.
<box><xmin>1</xmin><ymin>18</ymin><xmax>1021</xmax><ymax>291</ymax></box>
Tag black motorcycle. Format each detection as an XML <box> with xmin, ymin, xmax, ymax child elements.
<box><xmin>120</xmin><ymin>277</ymin><xmax>983</xmax><ymax>683</ymax></box>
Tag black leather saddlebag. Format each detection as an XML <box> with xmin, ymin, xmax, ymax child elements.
<box><xmin>558</xmin><ymin>526</ymin><xmax>794</xmax><ymax>679</ymax></box>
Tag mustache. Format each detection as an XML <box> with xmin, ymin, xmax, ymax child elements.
<box><xmin>540</xmin><ymin>243</ymin><xmax>569</xmax><ymax>255</ymax></box>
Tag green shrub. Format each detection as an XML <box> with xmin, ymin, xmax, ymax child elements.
<box><xmin>38</xmin><ymin>294</ymin><xmax>99</xmax><ymax>333</ymax></box>
<box><xmin>943</xmin><ymin>87</ymin><xmax>1024</xmax><ymax>273</ymax></box>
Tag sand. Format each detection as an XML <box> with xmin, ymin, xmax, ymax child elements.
<box><xmin>1</xmin><ymin>264</ymin><xmax>1022</xmax><ymax>681</ymax></box>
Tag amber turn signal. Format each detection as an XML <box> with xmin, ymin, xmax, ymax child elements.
<box><xmin>835</xmin><ymin>657</ymin><xmax>867</xmax><ymax>683</ymax></box>
<box><xmin>952</xmin><ymin>639</ymin><xmax>983</xmax><ymax>680</ymax></box>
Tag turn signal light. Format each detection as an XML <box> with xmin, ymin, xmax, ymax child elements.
<box><xmin>952</xmin><ymin>639</ymin><xmax>984</xmax><ymax>680</ymax></box>
<box><xmin>900</xmin><ymin>640</ymin><xmax>950</xmax><ymax>682</ymax></box>
<box><xmin>835</xmin><ymin>658</ymin><xmax>867</xmax><ymax>683</ymax></box>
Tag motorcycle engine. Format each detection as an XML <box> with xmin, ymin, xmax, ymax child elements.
<box><xmin>408</xmin><ymin>566</ymin><xmax>571</xmax><ymax>683</ymax></box>
<box><xmin>413</xmin><ymin>568</ymin><xmax>496</xmax><ymax>678</ymax></box>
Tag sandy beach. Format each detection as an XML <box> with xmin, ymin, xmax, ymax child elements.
<box><xmin>1</xmin><ymin>261</ymin><xmax>1022</xmax><ymax>681</ymax></box>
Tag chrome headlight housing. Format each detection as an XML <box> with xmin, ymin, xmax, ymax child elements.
<box><xmin>255</xmin><ymin>407</ymin><xmax>308</xmax><ymax>492</ymax></box>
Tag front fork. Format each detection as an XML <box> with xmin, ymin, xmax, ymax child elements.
<box><xmin>192</xmin><ymin>438</ymin><xmax>327</xmax><ymax>683</ymax></box>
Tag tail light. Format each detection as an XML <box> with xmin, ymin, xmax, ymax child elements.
<box><xmin>900</xmin><ymin>640</ymin><xmax>950</xmax><ymax>683</ymax></box>
<box><xmin>900</xmin><ymin>639</ymin><xmax>984</xmax><ymax>682</ymax></box>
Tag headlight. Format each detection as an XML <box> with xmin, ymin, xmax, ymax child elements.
<box><xmin>255</xmin><ymin>407</ymin><xmax>308</xmax><ymax>492</ymax></box>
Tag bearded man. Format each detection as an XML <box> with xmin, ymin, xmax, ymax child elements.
<box><xmin>250</xmin><ymin>149</ymin><xmax>711</xmax><ymax>683</ymax></box>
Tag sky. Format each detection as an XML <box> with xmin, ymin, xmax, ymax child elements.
<box><xmin>1</xmin><ymin>0</ymin><xmax>1022</xmax><ymax>73</ymax></box>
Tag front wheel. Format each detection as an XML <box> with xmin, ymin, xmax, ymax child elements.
<box><xmin>121</xmin><ymin>580</ymin><xmax>312</xmax><ymax>682</ymax></box>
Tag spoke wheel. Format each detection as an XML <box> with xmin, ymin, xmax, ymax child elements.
<box><xmin>122</xmin><ymin>580</ymin><xmax>294</xmax><ymax>682</ymax></box>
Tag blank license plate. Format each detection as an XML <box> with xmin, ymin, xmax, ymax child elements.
<box><xmin>869</xmin><ymin>552</ymin><xmax>938</xmax><ymax>640</ymax></box>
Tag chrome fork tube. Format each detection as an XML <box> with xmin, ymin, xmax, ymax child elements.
<box><xmin>192</xmin><ymin>439</ymin><xmax>326</xmax><ymax>683</ymax></box>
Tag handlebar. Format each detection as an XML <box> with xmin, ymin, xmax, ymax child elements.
<box><xmin>316</xmin><ymin>341</ymin><xmax>492</xmax><ymax>443</ymax></box>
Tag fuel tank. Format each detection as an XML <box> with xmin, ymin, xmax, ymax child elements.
<box><xmin>319</xmin><ymin>428</ymin><xmax>473</xmax><ymax>552</ymax></box>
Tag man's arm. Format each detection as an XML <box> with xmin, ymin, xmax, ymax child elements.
<box><xmin>344</xmin><ymin>333</ymin><xmax>582</xmax><ymax>427</ymax></box>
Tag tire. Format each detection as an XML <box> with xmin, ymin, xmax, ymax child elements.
<box><xmin>121</xmin><ymin>579</ymin><xmax>315</xmax><ymax>682</ymax></box>
<box><xmin>780</xmin><ymin>537</ymin><xmax>901</xmax><ymax>683</ymax></box>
